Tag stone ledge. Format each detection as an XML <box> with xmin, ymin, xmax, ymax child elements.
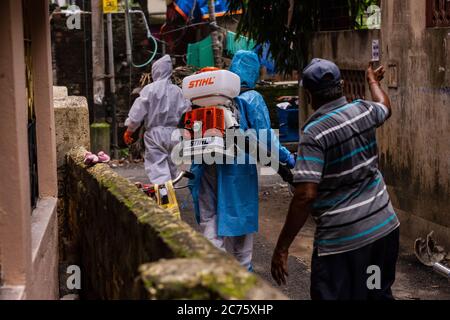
<box><xmin>67</xmin><ymin>147</ymin><xmax>223</xmax><ymax>260</ymax></box>
<box><xmin>140</xmin><ymin>258</ymin><xmax>286</xmax><ymax>300</ymax></box>
<box><xmin>64</xmin><ymin>146</ymin><xmax>286</xmax><ymax>299</ymax></box>
<box><xmin>30</xmin><ymin>197</ymin><xmax>59</xmax><ymax>299</ymax></box>
<box><xmin>31</xmin><ymin>197</ymin><xmax>58</xmax><ymax>261</ymax></box>
<box><xmin>0</xmin><ymin>286</ymin><xmax>25</xmax><ymax>300</ymax></box>
<box><xmin>54</xmin><ymin>95</ymin><xmax>90</xmax><ymax>168</ymax></box>
<box><xmin>53</xmin><ymin>86</ymin><xmax>68</xmax><ymax>100</ymax></box>
<box><xmin>53</xmin><ymin>95</ymin><xmax>88</xmax><ymax>109</ymax></box>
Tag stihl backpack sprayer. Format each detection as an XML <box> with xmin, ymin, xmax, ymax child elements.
<box><xmin>178</xmin><ymin>67</ymin><xmax>241</xmax><ymax>161</ymax></box>
<box><xmin>178</xmin><ymin>67</ymin><xmax>294</xmax><ymax>185</ymax></box>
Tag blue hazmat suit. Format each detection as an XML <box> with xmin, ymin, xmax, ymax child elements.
<box><xmin>189</xmin><ymin>50</ymin><xmax>292</xmax><ymax>238</ymax></box>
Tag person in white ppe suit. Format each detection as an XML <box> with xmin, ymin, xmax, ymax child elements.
<box><xmin>123</xmin><ymin>55</ymin><xmax>191</xmax><ymax>184</ymax></box>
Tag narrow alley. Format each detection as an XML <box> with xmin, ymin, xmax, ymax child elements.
<box><xmin>1</xmin><ymin>0</ymin><xmax>449</xmax><ymax>307</ymax></box>
<box><xmin>113</xmin><ymin>162</ymin><xmax>450</xmax><ymax>300</ymax></box>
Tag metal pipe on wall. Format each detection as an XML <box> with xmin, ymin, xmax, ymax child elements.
<box><xmin>91</xmin><ymin>0</ymin><xmax>105</xmax><ymax>120</ymax></box>
<box><xmin>433</xmin><ymin>263</ymin><xmax>450</xmax><ymax>281</ymax></box>
<box><xmin>124</xmin><ymin>0</ymin><xmax>132</xmax><ymax>65</ymax></box>
<box><xmin>107</xmin><ymin>13</ymin><xmax>118</xmax><ymax>159</ymax></box>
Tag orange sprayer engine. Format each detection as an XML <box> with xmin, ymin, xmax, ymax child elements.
<box><xmin>182</xmin><ymin>107</ymin><xmax>226</xmax><ymax>138</ymax></box>
<box><xmin>179</xmin><ymin>67</ymin><xmax>241</xmax><ymax>161</ymax></box>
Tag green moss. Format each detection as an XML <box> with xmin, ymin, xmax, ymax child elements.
<box><xmin>90</xmin><ymin>122</ymin><xmax>110</xmax><ymax>128</ymax></box>
<box><xmin>199</xmin><ymin>272</ymin><xmax>257</xmax><ymax>299</ymax></box>
<box><xmin>82</xmin><ymin>156</ymin><xmax>210</xmax><ymax>259</ymax></box>
<box><xmin>88</xmin><ymin>163</ymin><xmax>153</xmax><ymax>212</ymax></box>
<box><xmin>66</xmin><ymin>146</ymin><xmax>283</xmax><ymax>300</ymax></box>
<box><xmin>140</xmin><ymin>259</ymin><xmax>259</xmax><ymax>300</ymax></box>
<box><xmin>119</xmin><ymin>148</ymin><xmax>129</xmax><ymax>158</ymax></box>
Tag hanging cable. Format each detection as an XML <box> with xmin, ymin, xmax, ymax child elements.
<box><xmin>125</xmin><ymin>0</ymin><xmax>158</xmax><ymax>68</ymax></box>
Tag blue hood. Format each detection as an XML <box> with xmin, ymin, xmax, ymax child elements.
<box><xmin>229</xmin><ymin>50</ymin><xmax>260</xmax><ymax>89</ymax></box>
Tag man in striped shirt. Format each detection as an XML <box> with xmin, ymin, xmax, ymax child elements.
<box><xmin>271</xmin><ymin>59</ymin><xmax>400</xmax><ymax>300</ymax></box>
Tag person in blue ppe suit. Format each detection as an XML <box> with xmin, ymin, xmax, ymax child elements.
<box><xmin>189</xmin><ymin>50</ymin><xmax>296</xmax><ymax>271</ymax></box>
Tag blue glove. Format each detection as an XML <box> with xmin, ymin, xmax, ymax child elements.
<box><xmin>287</xmin><ymin>153</ymin><xmax>296</xmax><ymax>169</ymax></box>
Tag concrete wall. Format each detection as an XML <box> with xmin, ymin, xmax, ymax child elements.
<box><xmin>0</xmin><ymin>0</ymin><xmax>31</xmax><ymax>294</ymax></box>
<box><xmin>308</xmin><ymin>0</ymin><xmax>449</xmax><ymax>249</ymax></box>
<box><xmin>53</xmin><ymin>86</ymin><xmax>91</xmax><ymax>298</ymax></box>
<box><xmin>54</xmin><ymin>86</ymin><xmax>90</xmax><ymax>168</ymax></box>
<box><xmin>0</xmin><ymin>0</ymin><xmax>59</xmax><ymax>300</ymax></box>
<box><xmin>61</xmin><ymin>147</ymin><xmax>285</xmax><ymax>300</ymax></box>
<box><xmin>51</xmin><ymin>12</ymin><xmax>153</xmax><ymax>126</ymax></box>
<box><xmin>29</xmin><ymin>198</ymin><xmax>58</xmax><ymax>299</ymax></box>
<box><xmin>311</xmin><ymin>29</ymin><xmax>381</xmax><ymax>71</ymax></box>
<box><xmin>306</xmin><ymin>29</ymin><xmax>381</xmax><ymax>122</ymax></box>
<box><xmin>378</xmin><ymin>0</ymin><xmax>449</xmax><ymax>247</ymax></box>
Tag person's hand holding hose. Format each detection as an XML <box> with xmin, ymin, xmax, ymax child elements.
<box><xmin>123</xmin><ymin>129</ymin><xmax>134</xmax><ymax>145</ymax></box>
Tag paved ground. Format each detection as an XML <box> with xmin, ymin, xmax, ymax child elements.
<box><xmin>112</xmin><ymin>161</ymin><xmax>450</xmax><ymax>300</ymax></box>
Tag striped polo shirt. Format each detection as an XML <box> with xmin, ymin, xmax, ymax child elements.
<box><xmin>294</xmin><ymin>96</ymin><xmax>399</xmax><ymax>256</ymax></box>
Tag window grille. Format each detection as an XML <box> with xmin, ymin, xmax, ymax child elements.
<box><xmin>341</xmin><ymin>69</ymin><xmax>366</xmax><ymax>101</ymax></box>
<box><xmin>426</xmin><ymin>0</ymin><xmax>450</xmax><ymax>28</ymax></box>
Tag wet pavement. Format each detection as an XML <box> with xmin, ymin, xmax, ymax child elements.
<box><xmin>112</xmin><ymin>162</ymin><xmax>450</xmax><ymax>300</ymax></box>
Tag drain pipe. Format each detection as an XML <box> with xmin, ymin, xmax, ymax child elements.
<box><xmin>124</xmin><ymin>5</ymin><xmax>158</xmax><ymax>68</ymax></box>
<box><xmin>124</xmin><ymin>1</ymin><xmax>132</xmax><ymax>65</ymax></box>
<box><xmin>414</xmin><ymin>232</ymin><xmax>450</xmax><ymax>282</ymax></box>
<box><xmin>106</xmin><ymin>13</ymin><xmax>118</xmax><ymax>159</ymax></box>
<box><xmin>433</xmin><ymin>263</ymin><xmax>450</xmax><ymax>281</ymax></box>
<box><xmin>128</xmin><ymin>9</ymin><xmax>152</xmax><ymax>39</ymax></box>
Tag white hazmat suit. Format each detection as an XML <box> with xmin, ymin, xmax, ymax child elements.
<box><xmin>125</xmin><ymin>55</ymin><xmax>191</xmax><ymax>184</ymax></box>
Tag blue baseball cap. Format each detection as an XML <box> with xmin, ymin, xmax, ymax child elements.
<box><xmin>301</xmin><ymin>58</ymin><xmax>342</xmax><ymax>93</ymax></box>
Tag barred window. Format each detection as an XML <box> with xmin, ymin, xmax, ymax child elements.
<box><xmin>341</xmin><ymin>69</ymin><xmax>366</xmax><ymax>101</ymax></box>
<box><xmin>426</xmin><ymin>0</ymin><xmax>450</xmax><ymax>28</ymax></box>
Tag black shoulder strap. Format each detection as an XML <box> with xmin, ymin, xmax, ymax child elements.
<box><xmin>239</xmin><ymin>87</ymin><xmax>254</xmax><ymax>94</ymax></box>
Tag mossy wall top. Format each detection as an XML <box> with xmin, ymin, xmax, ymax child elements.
<box><xmin>62</xmin><ymin>147</ymin><xmax>285</xmax><ymax>300</ymax></box>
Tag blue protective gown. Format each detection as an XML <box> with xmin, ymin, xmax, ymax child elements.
<box><xmin>189</xmin><ymin>50</ymin><xmax>291</xmax><ymax>237</ymax></box>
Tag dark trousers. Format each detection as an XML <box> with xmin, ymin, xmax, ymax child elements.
<box><xmin>311</xmin><ymin>228</ymin><xmax>399</xmax><ymax>300</ymax></box>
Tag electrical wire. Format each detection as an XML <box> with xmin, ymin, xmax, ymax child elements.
<box><xmin>159</xmin><ymin>21</ymin><xmax>211</xmax><ymax>36</ymax></box>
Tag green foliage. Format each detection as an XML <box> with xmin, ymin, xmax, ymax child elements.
<box><xmin>119</xmin><ymin>148</ymin><xmax>129</xmax><ymax>159</ymax></box>
<box><xmin>227</xmin><ymin>0</ymin><xmax>379</xmax><ymax>73</ymax></box>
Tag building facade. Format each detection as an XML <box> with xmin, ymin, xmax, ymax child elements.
<box><xmin>0</xmin><ymin>0</ymin><xmax>58</xmax><ymax>299</ymax></box>
<box><xmin>308</xmin><ymin>0</ymin><xmax>449</xmax><ymax>248</ymax></box>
